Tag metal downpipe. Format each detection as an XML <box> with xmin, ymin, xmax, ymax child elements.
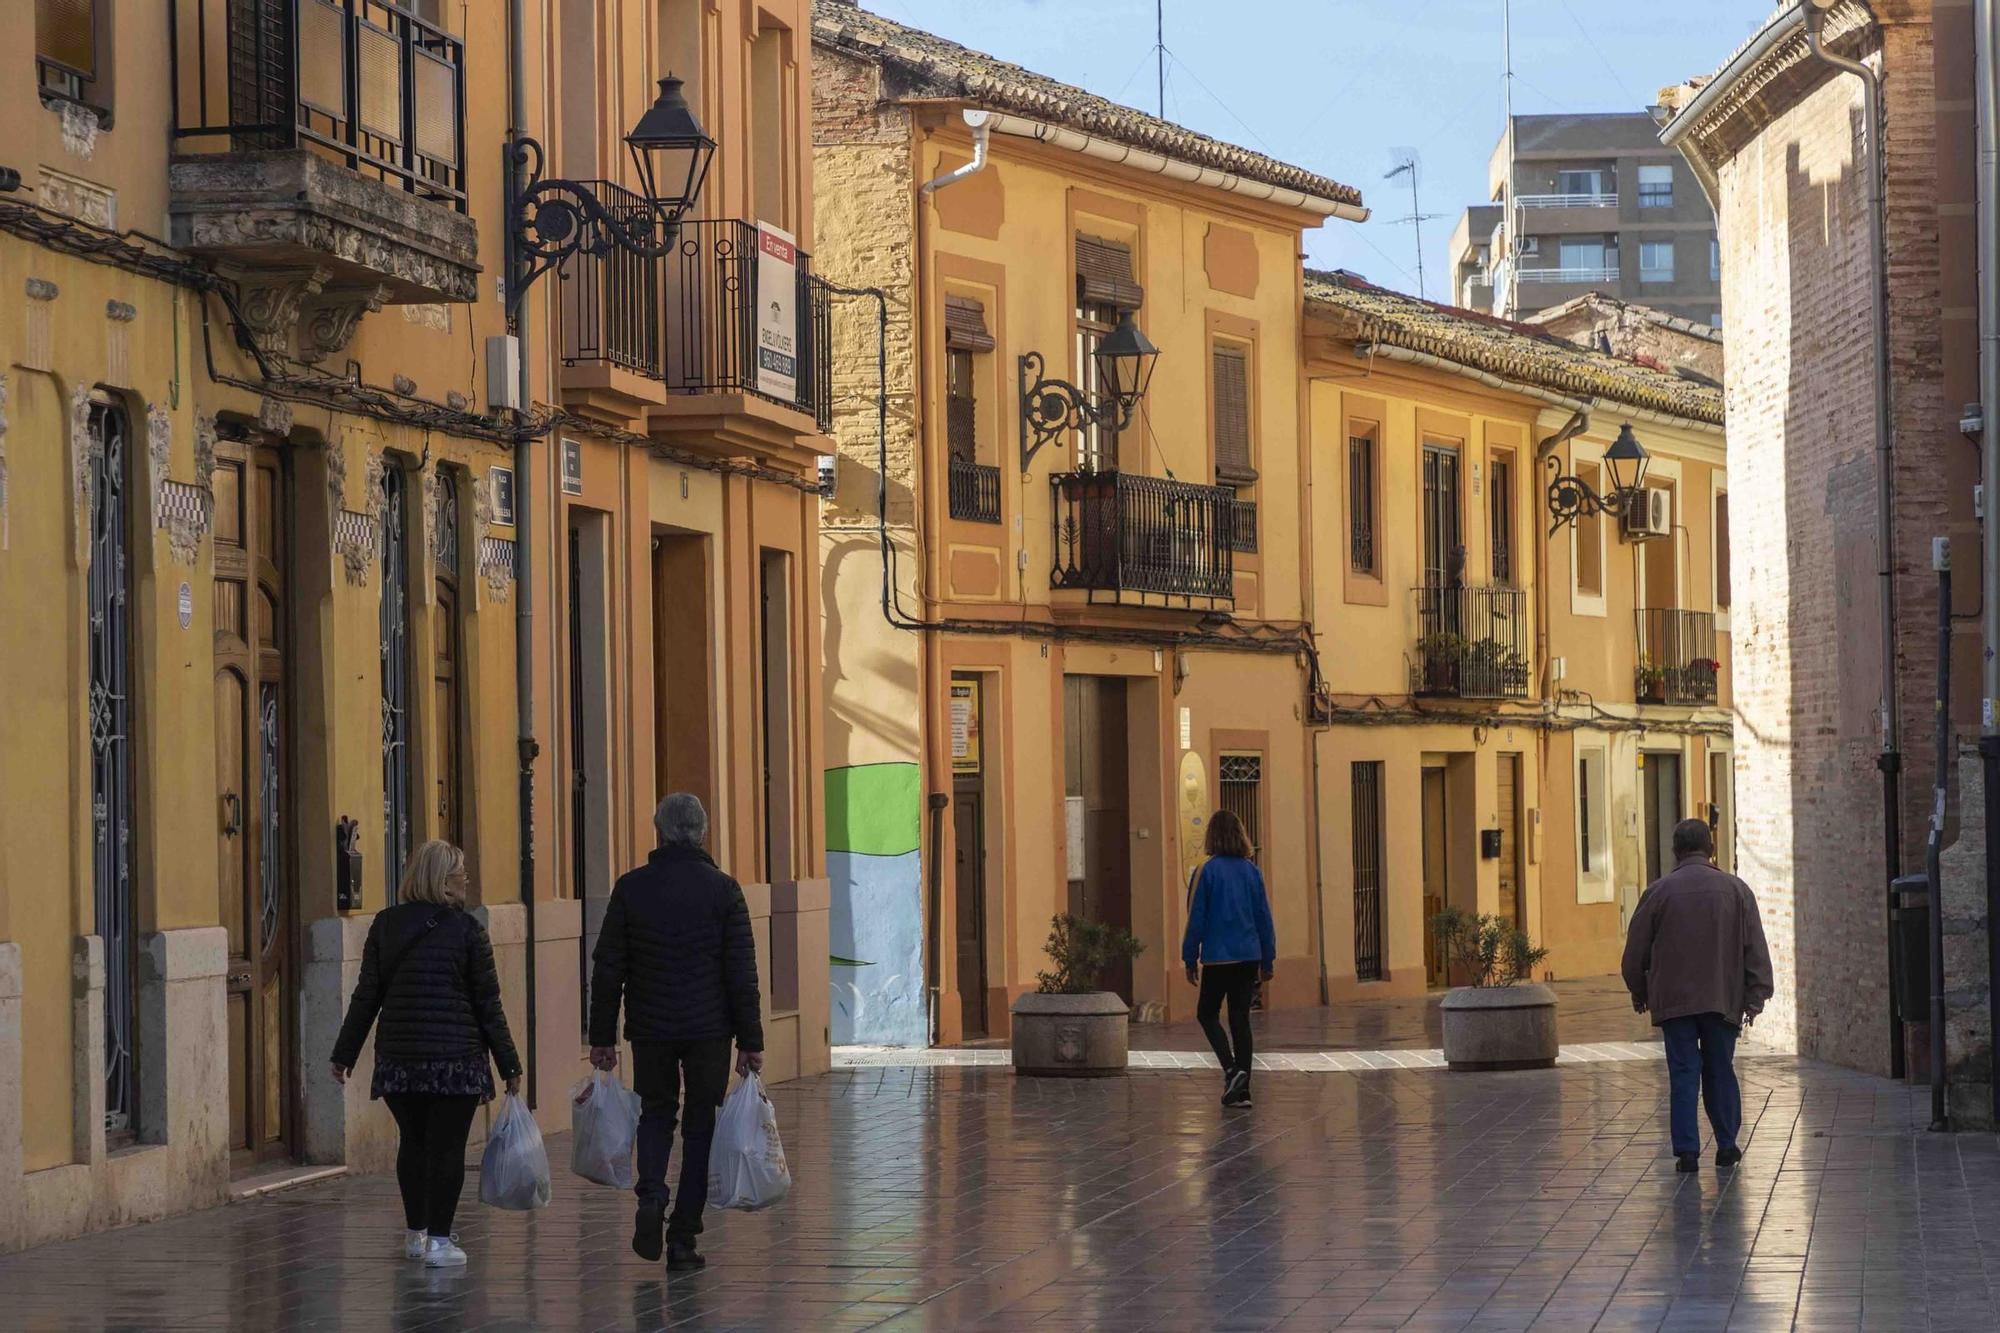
<box><xmin>1975</xmin><ymin>0</ymin><xmax>2000</xmax><ymax>1125</ymax></box>
<box><xmin>1807</xmin><ymin>1</ymin><xmax>1904</xmax><ymax>1081</ymax></box>
<box><xmin>507</xmin><ymin>0</ymin><xmax>540</xmax><ymax>1108</ymax></box>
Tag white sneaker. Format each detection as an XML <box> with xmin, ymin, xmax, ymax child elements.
<box><xmin>403</xmin><ymin>1229</ymin><xmax>427</xmax><ymax>1259</ymax></box>
<box><xmin>423</xmin><ymin>1235</ymin><xmax>468</xmax><ymax>1268</ymax></box>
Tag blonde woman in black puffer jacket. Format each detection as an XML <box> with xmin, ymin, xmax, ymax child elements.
<box><xmin>331</xmin><ymin>840</ymin><xmax>522</xmax><ymax>1268</ymax></box>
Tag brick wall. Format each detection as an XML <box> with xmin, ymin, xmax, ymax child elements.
<box><xmin>811</xmin><ymin>47</ymin><xmax>920</xmax><ymax>533</ymax></box>
<box><xmin>1711</xmin><ymin>5</ymin><xmax>1992</xmax><ymax>1101</ymax></box>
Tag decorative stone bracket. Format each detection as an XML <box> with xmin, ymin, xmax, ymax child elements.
<box><xmin>151</xmin><ymin>410</ymin><xmax>219</xmax><ymax>566</ymax></box>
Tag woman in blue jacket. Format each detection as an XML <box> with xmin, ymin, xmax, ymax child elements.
<box><xmin>1181</xmin><ymin>809</ymin><xmax>1276</xmax><ymax>1108</ymax></box>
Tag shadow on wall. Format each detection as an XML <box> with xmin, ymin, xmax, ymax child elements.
<box><xmin>818</xmin><ymin>534</ymin><xmax>923</xmax><ymax>766</ymax></box>
<box><xmin>826</xmin><ymin>762</ymin><xmax>927</xmax><ymax>1047</ymax></box>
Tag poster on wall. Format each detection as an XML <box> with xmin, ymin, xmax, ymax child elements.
<box><xmin>950</xmin><ymin>680</ymin><xmax>981</xmax><ymax>775</ymax></box>
<box><xmin>755</xmin><ymin>224</ymin><xmax>799</xmax><ymax>402</ymax></box>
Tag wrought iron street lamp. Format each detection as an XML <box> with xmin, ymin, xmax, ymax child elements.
<box><xmin>1544</xmin><ymin>422</ymin><xmax>1651</xmax><ymax>534</ymax></box>
<box><xmin>505</xmin><ymin>75</ymin><xmax>715</xmax><ymax>315</ymax></box>
<box><xmin>1017</xmin><ymin>310</ymin><xmax>1161</xmax><ymax>470</ymax></box>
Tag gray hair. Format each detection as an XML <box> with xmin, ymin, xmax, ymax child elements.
<box><xmin>655</xmin><ymin>792</ymin><xmax>709</xmax><ymax>849</ymax></box>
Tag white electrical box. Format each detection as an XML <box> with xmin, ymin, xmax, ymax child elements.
<box><xmin>1622</xmin><ymin>487</ymin><xmax>1672</xmax><ymax>539</ymax></box>
<box><xmin>485</xmin><ymin>334</ymin><xmax>522</xmax><ymax>412</ymax></box>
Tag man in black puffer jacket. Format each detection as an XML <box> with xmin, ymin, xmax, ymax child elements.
<box><xmin>589</xmin><ymin>793</ymin><xmax>763</xmax><ymax>1271</ymax></box>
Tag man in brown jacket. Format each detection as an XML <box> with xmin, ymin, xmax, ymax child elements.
<box><xmin>1621</xmin><ymin>818</ymin><xmax>1775</xmax><ymax>1174</ymax></box>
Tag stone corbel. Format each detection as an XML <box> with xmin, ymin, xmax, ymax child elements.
<box><xmin>298</xmin><ymin>285</ymin><xmax>391</xmax><ymax>365</ymax></box>
<box><xmin>229</xmin><ymin>266</ymin><xmax>331</xmax><ymax>358</ymax></box>
<box><xmin>69</xmin><ymin>384</ymin><xmax>97</xmax><ymax>568</ymax></box>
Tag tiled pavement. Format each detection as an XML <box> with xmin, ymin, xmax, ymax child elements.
<box><xmin>4</xmin><ymin>1032</ymin><xmax>1998</xmax><ymax>1329</ymax></box>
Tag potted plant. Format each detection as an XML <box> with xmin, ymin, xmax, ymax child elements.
<box><xmin>1635</xmin><ymin>664</ymin><xmax>1668</xmax><ymax>703</ymax></box>
<box><xmin>1428</xmin><ymin>908</ymin><xmax>1557</xmax><ymax>1070</ymax></box>
<box><xmin>1415</xmin><ymin>632</ymin><xmax>1468</xmax><ymax>694</ymax></box>
<box><xmin>1010</xmin><ymin>914</ymin><xmax>1145</xmax><ymax>1077</ymax></box>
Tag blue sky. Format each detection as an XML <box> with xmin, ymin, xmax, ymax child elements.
<box><xmin>856</xmin><ymin>0</ymin><xmax>1774</xmax><ymax>301</ymax></box>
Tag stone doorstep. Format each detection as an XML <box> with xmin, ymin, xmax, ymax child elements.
<box><xmin>229</xmin><ymin>1163</ymin><xmax>348</xmax><ymax>1202</ymax></box>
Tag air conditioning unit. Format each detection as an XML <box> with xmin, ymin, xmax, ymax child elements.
<box><xmin>1519</xmin><ymin>236</ymin><xmax>1541</xmax><ymax>256</ymax></box>
<box><xmin>1623</xmin><ymin>487</ymin><xmax>1672</xmax><ymax>540</ymax></box>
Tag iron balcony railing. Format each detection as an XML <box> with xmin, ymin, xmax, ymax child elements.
<box><xmin>1410</xmin><ymin>582</ymin><xmax>1530</xmax><ymax>699</ymax></box>
<box><xmin>1517</xmin><ymin>192</ymin><xmax>1619</xmax><ymax>209</ymax></box>
<box><xmin>169</xmin><ymin>0</ymin><xmax>468</xmax><ymax>210</ymax></box>
<box><xmin>562</xmin><ymin>218</ymin><xmax>834</xmax><ymax>431</ymax></box>
<box><xmin>1050</xmin><ymin>470</ymin><xmax>1235</xmax><ymax>605</ymax></box>
<box><xmin>1227</xmin><ymin>497</ymin><xmax>1258</xmax><ymax>554</ymax></box>
<box><xmin>1635</xmin><ymin>608</ymin><xmax>1719</xmax><ymax>705</ymax></box>
<box><xmin>947</xmin><ymin>457</ymin><xmax>1001</xmax><ymax>524</ymax></box>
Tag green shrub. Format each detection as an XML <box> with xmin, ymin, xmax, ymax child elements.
<box><xmin>1036</xmin><ymin>913</ymin><xmax>1146</xmax><ymax>994</ymax></box>
<box><xmin>1427</xmin><ymin>907</ymin><xmax>1548</xmax><ymax>987</ymax></box>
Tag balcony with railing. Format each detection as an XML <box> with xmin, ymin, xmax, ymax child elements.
<box><xmin>1517</xmin><ymin>192</ymin><xmax>1619</xmax><ymax>209</ymax></box>
<box><xmin>1409</xmin><ymin>583</ymin><xmax>1530</xmax><ymax>699</ymax></box>
<box><xmin>167</xmin><ymin>0</ymin><xmax>480</xmax><ymax>352</ymax></box>
<box><xmin>948</xmin><ymin>457</ymin><xmax>1001</xmax><ymax>524</ymax></box>
<box><xmin>1635</xmin><ymin>609</ymin><xmax>1719</xmax><ymax>705</ymax></box>
<box><xmin>1227</xmin><ymin>497</ymin><xmax>1258</xmax><ymax>554</ymax></box>
<box><xmin>1050</xmin><ymin>471</ymin><xmax>1235</xmax><ymax>607</ymax></box>
<box><xmin>561</xmin><ymin>217</ymin><xmax>834</xmax><ymax>437</ymax></box>
<box><xmin>1516</xmin><ymin>266</ymin><xmax>1621</xmax><ymax>286</ymax></box>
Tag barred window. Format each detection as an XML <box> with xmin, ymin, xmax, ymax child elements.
<box><xmin>1348</xmin><ymin>428</ymin><xmax>1377</xmax><ymax>574</ymax></box>
<box><xmin>1218</xmin><ymin>753</ymin><xmax>1263</xmax><ymax>863</ymax></box>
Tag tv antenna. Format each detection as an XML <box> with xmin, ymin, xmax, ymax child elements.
<box><xmin>1383</xmin><ymin>150</ymin><xmax>1443</xmax><ymax>300</ymax></box>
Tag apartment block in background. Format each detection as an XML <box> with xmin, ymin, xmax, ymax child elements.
<box><xmin>1455</xmin><ymin>111</ymin><xmax>1720</xmax><ymax>325</ymax></box>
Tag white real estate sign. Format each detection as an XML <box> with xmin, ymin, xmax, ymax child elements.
<box><xmin>755</xmin><ymin>223</ymin><xmax>798</xmax><ymax>403</ymax></box>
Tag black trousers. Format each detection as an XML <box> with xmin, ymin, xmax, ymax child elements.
<box><xmin>633</xmin><ymin>1038</ymin><xmax>733</xmax><ymax>1241</ymax></box>
<box><xmin>383</xmin><ymin>1092</ymin><xmax>482</xmax><ymax>1237</ymax></box>
<box><xmin>1197</xmin><ymin>962</ymin><xmax>1259</xmax><ymax>1083</ymax></box>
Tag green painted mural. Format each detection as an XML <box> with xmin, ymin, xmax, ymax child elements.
<box><xmin>825</xmin><ymin>761</ymin><xmax>923</xmax><ymax>856</ymax></box>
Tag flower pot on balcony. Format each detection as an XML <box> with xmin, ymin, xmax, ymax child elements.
<box><xmin>1439</xmin><ymin>984</ymin><xmax>1559</xmax><ymax>1071</ymax></box>
<box><xmin>1010</xmin><ymin>991</ymin><xmax>1130</xmax><ymax>1076</ymax></box>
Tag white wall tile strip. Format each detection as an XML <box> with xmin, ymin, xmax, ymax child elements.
<box><xmin>831</xmin><ymin>1039</ymin><xmax>1766</xmax><ymax>1071</ymax></box>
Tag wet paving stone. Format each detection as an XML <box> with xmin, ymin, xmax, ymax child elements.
<box><xmin>0</xmin><ymin>1052</ymin><xmax>1996</xmax><ymax>1330</ymax></box>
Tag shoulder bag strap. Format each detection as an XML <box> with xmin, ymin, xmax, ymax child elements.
<box><xmin>378</xmin><ymin>911</ymin><xmax>444</xmax><ymax>993</ymax></box>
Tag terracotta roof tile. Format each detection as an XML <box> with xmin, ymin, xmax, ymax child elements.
<box><xmin>811</xmin><ymin>1</ymin><xmax>1362</xmax><ymax>211</ymax></box>
<box><xmin>1303</xmin><ymin>270</ymin><xmax>1723</xmax><ymax>426</ymax></box>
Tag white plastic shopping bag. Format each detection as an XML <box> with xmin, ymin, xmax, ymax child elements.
<box><xmin>569</xmin><ymin>1068</ymin><xmax>642</xmax><ymax>1189</ymax></box>
<box><xmin>707</xmin><ymin>1072</ymin><xmax>791</xmax><ymax>1210</ymax></box>
<box><xmin>479</xmin><ymin>1093</ymin><xmax>552</xmax><ymax>1210</ymax></box>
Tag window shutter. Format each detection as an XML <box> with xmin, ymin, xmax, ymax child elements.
<box><xmin>1715</xmin><ymin>492</ymin><xmax>1731</xmax><ymax>609</ymax></box>
<box><xmin>37</xmin><ymin>0</ymin><xmax>97</xmax><ymax>79</ymax></box>
<box><xmin>1075</xmin><ymin>235</ymin><xmax>1143</xmax><ymax>311</ymax></box>
<box><xmin>943</xmin><ymin>296</ymin><xmax>994</xmax><ymax>353</ymax></box>
<box><xmin>1211</xmin><ymin>344</ymin><xmax>1255</xmax><ymax>484</ymax></box>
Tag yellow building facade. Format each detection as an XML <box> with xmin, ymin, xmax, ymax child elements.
<box><xmin>1303</xmin><ymin>273</ymin><xmax>1731</xmax><ymax>989</ymax></box>
<box><xmin>811</xmin><ymin>1</ymin><xmax>1366</xmax><ymax>1044</ymax></box>
<box><xmin>1</xmin><ymin>0</ymin><xmax>828</xmax><ymax>1253</ymax></box>
<box><xmin>528</xmin><ymin>0</ymin><xmax>832</xmax><ymax>1105</ymax></box>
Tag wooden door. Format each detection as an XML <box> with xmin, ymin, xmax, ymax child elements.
<box><xmin>1063</xmin><ymin>675</ymin><xmax>1132</xmax><ymax>1002</ymax></box>
<box><xmin>1497</xmin><ymin>754</ymin><xmax>1524</xmax><ymax>929</ymax></box>
<box><xmin>952</xmin><ymin>788</ymin><xmax>986</xmax><ymax>1037</ymax></box>
<box><xmin>1643</xmin><ymin>753</ymin><xmax>1683</xmax><ymax>886</ymax></box>
<box><xmin>1421</xmin><ymin>767</ymin><xmax>1448</xmax><ymax>988</ymax></box>
<box><xmin>213</xmin><ymin>441</ymin><xmax>293</xmax><ymax>1167</ymax></box>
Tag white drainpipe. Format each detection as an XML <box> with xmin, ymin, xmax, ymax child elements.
<box><xmin>920</xmin><ymin>109</ymin><xmax>992</xmax><ymax>195</ymax></box>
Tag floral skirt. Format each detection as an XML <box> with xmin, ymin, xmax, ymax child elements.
<box><xmin>370</xmin><ymin>1053</ymin><xmax>496</xmax><ymax>1102</ymax></box>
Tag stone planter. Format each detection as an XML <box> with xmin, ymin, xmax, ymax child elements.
<box><xmin>1439</xmin><ymin>983</ymin><xmax>1558</xmax><ymax>1070</ymax></box>
<box><xmin>1010</xmin><ymin>991</ymin><xmax>1130</xmax><ymax>1076</ymax></box>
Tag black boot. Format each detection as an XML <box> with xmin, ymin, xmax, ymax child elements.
<box><xmin>666</xmin><ymin>1240</ymin><xmax>706</xmax><ymax>1273</ymax></box>
<box><xmin>1675</xmin><ymin>1152</ymin><xmax>1700</xmax><ymax>1174</ymax></box>
<box><xmin>632</xmin><ymin>1199</ymin><xmax>664</xmax><ymax>1262</ymax></box>
<box><xmin>1716</xmin><ymin>1146</ymin><xmax>1743</xmax><ymax>1169</ymax></box>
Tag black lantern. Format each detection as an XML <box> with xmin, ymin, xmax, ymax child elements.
<box><xmin>1602</xmin><ymin>423</ymin><xmax>1651</xmax><ymax>497</ymax></box>
<box><xmin>1093</xmin><ymin>311</ymin><xmax>1160</xmax><ymax>417</ymax></box>
<box><xmin>505</xmin><ymin>73</ymin><xmax>716</xmax><ymax>315</ymax></box>
<box><xmin>1544</xmin><ymin>422</ymin><xmax>1654</xmax><ymax>535</ymax></box>
<box><xmin>625</xmin><ymin>75</ymin><xmax>715</xmax><ymax>226</ymax></box>
<box><xmin>1018</xmin><ymin>315</ymin><xmax>1163</xmax><ymax>470</ymax></box>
